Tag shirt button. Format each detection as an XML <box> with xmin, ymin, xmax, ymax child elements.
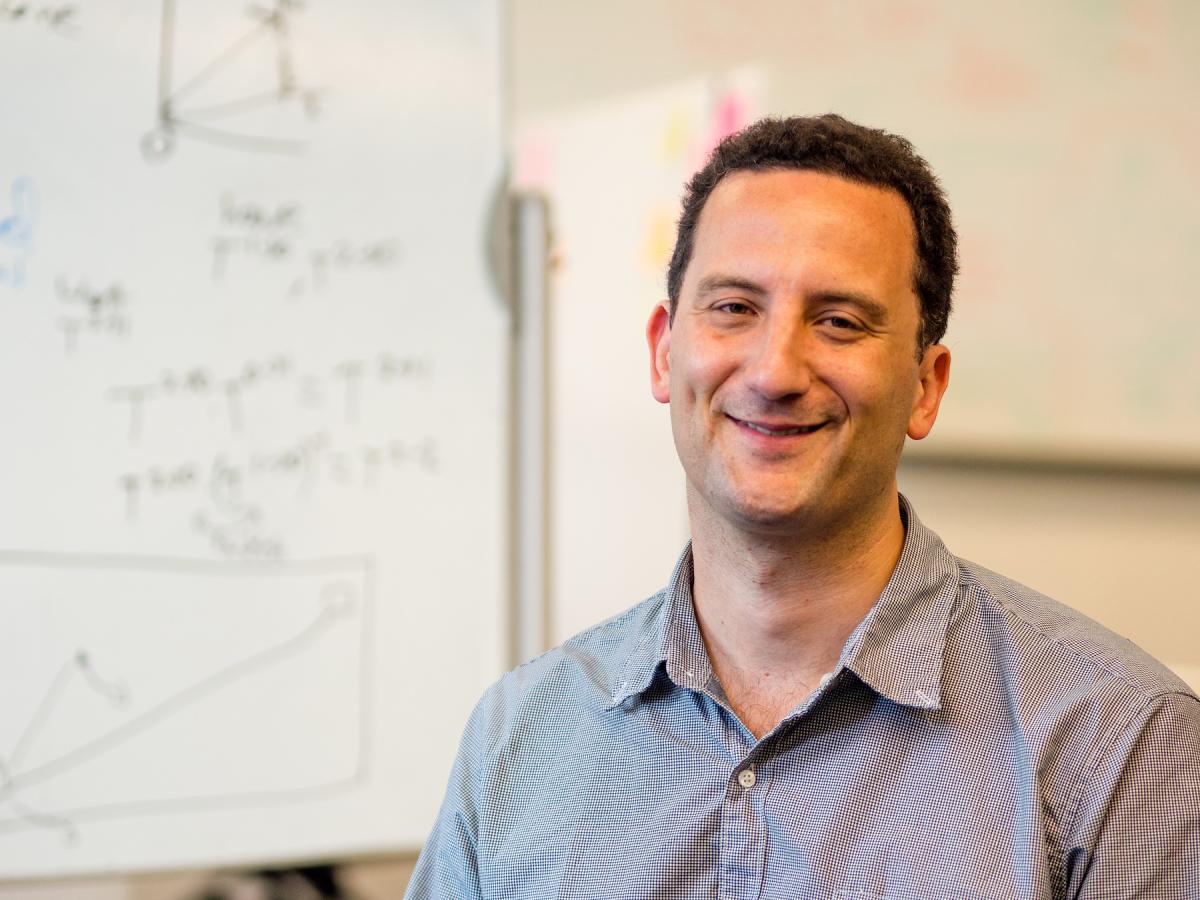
<box><xmin>737</xmin><ymin>769</ymin><xmax>756</xmax><ymax>789</ymax></box>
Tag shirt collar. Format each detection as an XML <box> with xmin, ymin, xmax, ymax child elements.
<box><xmin>604</xmin><ymin>545</ymin><xmax>700</xmax><ymax>709</ymax></box>
<box><xmin>607</xmin><ymin>495</ymin><xmax>961</xmax><ymax>712</ymax></box>
<box><xmin>839</xmin><ymin>496</ymin><xmax>960</xmax><ymax>710</ymax></box>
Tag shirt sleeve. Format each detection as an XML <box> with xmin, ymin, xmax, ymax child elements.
<box><xmin>1065</xmin><ymin>690</ymin><xmax>1200</xmax><ymax>899</ymax></box>
<box><xmin>404</xmin><ymin>693</ymin><xmax>490</xmax><ymax>900</ymax></box>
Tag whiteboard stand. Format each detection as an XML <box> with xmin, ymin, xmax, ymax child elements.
<box><xmin>510</xmin><ymin>193</ymin><xmax>552</xmax><ymax>666</ymax></box>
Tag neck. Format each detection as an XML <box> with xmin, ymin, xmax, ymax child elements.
<box><xmin>687</xmin><ymin>486</ymin><xmax>906</xmax><ymax>735</ymax></box>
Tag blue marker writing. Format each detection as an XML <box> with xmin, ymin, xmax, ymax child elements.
<box><xmin>0</xmin><ymin>177</ymin><xmax>38</xmax><ymax>287</ymax></box>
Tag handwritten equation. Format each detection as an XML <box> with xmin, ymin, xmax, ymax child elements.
<box><xmin>56</xmin><ymin>276</ymin><xmax>131</xmax><ymax>353</ymax></box>
<box><xmin>108</xmin><ymin>350</ymin><xmax>432</xmax><ymax>441</ymax></box>
<box><xmin>105</xmin><ymin>346</ymin><xmax>438</xmax><ymax>558</ymax></box>
<box><xmin>0</xmin><ymin>2</ymin><xmax>77</xmax><ymax>34</ymax></box>
<box><xmin>210</xmin><ymin>193</ymin><xmax>400</xmax><ymax>297</ymax></box>
<box><xmin>118</xmin><ymin>429</ymin><xmax>439</xmax><ymax>557</ymax></box>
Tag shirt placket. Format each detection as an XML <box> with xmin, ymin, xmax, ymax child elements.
<box><xmin>717</xmin><ymin>752</ymin><xmax>769</xmax><ymax>900</ymax></box>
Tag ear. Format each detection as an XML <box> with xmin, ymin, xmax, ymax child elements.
<box><xmin>646</xmin><ymin>301</ymin><xmax>672</xmax><ymax>404</ymax></box>
<box><xmin>907</xmin><ymin>343</ymin><xmax>951</xmax><ymax>440</ymax></box>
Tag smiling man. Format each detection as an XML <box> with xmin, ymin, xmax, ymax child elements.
<box><xmin>407</xmin><ymin>116</ymin><xmax>1200</xmax><ymax>900</ymax></box>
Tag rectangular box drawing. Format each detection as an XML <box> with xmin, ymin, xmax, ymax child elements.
<box><xmin>0</xmin><ymin>551</ymin><xmax>372</xmax><ymax>848</ymax></box>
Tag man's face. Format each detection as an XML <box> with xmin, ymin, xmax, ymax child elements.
<box><xmin>647</xmin><ymin>169</ymin><xmax>950</xmax><ymax>537</ymax></box>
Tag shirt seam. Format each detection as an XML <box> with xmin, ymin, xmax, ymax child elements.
<box><xmin>959</xmin><ymin>571</ymin><xmax>1178</xmax><ymax>893</ymax></box>
<box><xmin>962</xmin><ymin>566</ymin><xmax>1184</xmax><ymax>705</ymax></box>
<box><xmin>1059</xmin><ymin>691</ymin><xmax>1156</xmax><ymax>893</ymax></box>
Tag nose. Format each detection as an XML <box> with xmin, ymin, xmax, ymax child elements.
<box><xmin>745</xmin><ymin>313</ymin><xmax>813</xmax><ymax>401</ymax></box>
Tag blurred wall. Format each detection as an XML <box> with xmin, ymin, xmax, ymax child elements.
<box><xmin>514</xmin><ymin>0</ymin><xmax>1200</xmax><ymax>688</ymax></box>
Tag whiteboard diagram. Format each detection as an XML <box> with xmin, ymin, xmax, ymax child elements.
<box><xmin>142</xmin><ymin>0</ymin><xmax>322</xmax><ymax>160</ymax></box>
<box><xmin>0</xmin><ymin>554</ymin><xmax>372</xmax><ymax>844</ymax></box>
<box><xmin>3</xmin><ymin>0</ymin><xmax>506</xmax><ymax>878</ymax></box>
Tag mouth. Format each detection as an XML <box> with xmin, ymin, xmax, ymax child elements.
<box><xmin>728</xmin><ymin>415</ymin><xmax>827</xmax><ymax>437</ymax></box>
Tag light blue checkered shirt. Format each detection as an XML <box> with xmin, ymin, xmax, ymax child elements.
<box><xmin>407</xmin><ymin>499</ymin><xmax>1200</xmax><ymax>899</ymax></box>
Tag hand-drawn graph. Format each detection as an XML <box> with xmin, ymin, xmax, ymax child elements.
<box><xmin>0</xmin><ymin>552</ymin><xmax>372</xmax><ymax>843</ymax></box>
<box><xmin>141</xmin><ymin>0</ymin><xmax>322</xmax><ymax>161</ymax></box>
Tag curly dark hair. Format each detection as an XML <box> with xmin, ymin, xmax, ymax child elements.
<box><xmin>666</xmin><ymin>114</ymin><xmax>957</xmax><ymax>350</ymax></box>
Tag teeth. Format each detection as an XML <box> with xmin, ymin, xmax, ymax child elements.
<box><xmin>743</xmin><ymin>421</ymin><xmax>816</xmax><ymax>436</ymax></box>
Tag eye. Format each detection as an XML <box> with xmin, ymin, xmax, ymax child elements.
<box><xmin>715</xmin><ymin>301</ymin><xmax>755</xmax><ymax>316</ymax></box>
<box><xmin>819</xmin><ymin>314</ymin><xmax>862</xmax><ymax>331</ymax></box>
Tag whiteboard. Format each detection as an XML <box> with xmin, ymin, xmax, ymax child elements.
<box><xmin>512</xmin><ymin>1</ymin><xmax>1200</xmax><ymax>468</ymax></box>
<box><xmin>874</xmin><ymin>2</ymin><xmax>1200</xmax><ymax>466</ymax></box>
<box><xmin>0</xmin><ymin>0</ymin><xmax>507</xmax><ymax>879</ymax></box>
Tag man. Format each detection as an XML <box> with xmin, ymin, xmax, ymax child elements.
<box><xmin>407</xmin><ymin>116</ymin><xmax>1200</xmax><ymax>899</ymax></box>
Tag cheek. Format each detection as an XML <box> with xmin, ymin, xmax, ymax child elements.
<box><xmin>672</xmin><ymin>341</ymin><xmax>731</xmax><ymax>404</ymax></box>
<box><xmin>668</xmin><ymin>395</ymin><xmax>706</xmax><ymax>470</ymax></box>
<box><xmin>824</xmin><ymin>355</ymin><xmax>915</xmax><ymax>422</ymax></box>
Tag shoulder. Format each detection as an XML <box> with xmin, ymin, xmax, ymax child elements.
<box><xmin>940</xmin><ymin>556</ymin><xmax>1200</xmax><ymax>857</ymax></box>
<box><xmin>954</xmin><ymin>557</ymin><xmax>1196</xmax><ymax>706</ymax></box>
<box><xmin>465</xmin><ymin>591</ymin><xmax>670</xmax><ymax>749</ymax></box>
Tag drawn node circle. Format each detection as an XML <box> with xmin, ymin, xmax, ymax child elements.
<box><xmin>140</xmin><ymin>129</ymin><xmax>175</xmax><ymax>163</ymax></box>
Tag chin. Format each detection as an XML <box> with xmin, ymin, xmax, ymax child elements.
<box><xmin>717</xmin><ymin>491</ymin><xmax>819</xmax><ymax>533</ymax></box>
<box><xmin>686</xmin><ymin>468</ymin><xmax>829</xmax><ymax>533</ymax></box>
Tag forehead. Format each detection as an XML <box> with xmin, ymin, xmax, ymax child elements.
<box><xmin>687</xmin><ymin>169</ymin><xmax>918</xmax><ymax>296</ymax></box>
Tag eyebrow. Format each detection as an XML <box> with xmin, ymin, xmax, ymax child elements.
<box><xmin>694</xmin><ymin>274</ymin><xmax>767</xmax><ymax>297</ymax></box>
<box><xmin>694</xmin><ymin>273</ymin><xmax>891</xmax><ymax>323</ymax></box>
<box><xmin>811</xmin><ymin>290</ymin><xmax>891</xmax><ymax>324</ymax></box>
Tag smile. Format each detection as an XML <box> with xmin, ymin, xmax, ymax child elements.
<box><xmin>729</xmin><ymin>416</ymin><xmax>825</xmax><ymax>436</ymax></box>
